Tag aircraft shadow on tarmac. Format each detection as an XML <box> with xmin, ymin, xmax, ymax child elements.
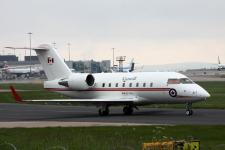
<box><xmin>0</xmin><ymin>104</ymin><xmax>201</xmax><ymax>123</ymax></box>
<box><xmin>13</xmin><ymin>109</ymin><xmax>187</xmax><ymax>122</ymax></box>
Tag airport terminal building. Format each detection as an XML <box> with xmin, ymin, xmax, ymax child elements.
<box><xmin>0</xmin><ymin>54</ymin><xmax>111</xmax><ymax>73</ymax></box>
<box><xmin>71</xmin><ymin>60</ymin><xmax>111</xmax><ymax>73</ymax></box>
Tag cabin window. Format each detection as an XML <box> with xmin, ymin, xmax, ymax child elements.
<box><xmin>143</xmin><ymin>83</ymin><xmax>146</xmax><ymax>87</ymax></box>
<box><xmin>136</xmin><ymin>83</ymin><xmax>139</xmax><ymax>87</ymax></box>
<box><xmin>129</xmin><ymin>83</ymin><xmax>132</xmax><ymax>87</ymax></box>
<box><xmin>108</xmin><ymin>83</ymin><xmax>111</xmax><ymax>87</ymax></box>
<box><xmin>122</xmin><ymin>83</ymin><xmax>125</xmax><ymax>87</ymax></box>
<box><xmin>102</xmin><ymin>83</ymin><xmax>105</xmax><ymax>87</ymax></box>
<box><xmin>115</xmin><ymin>83</ymin><xmax>118</xmax><ymax>87</ymax></box>
<box><xmin>150</xmin><ymin>82</ymin><xmax>153</xmax><ymax>87</ymax></box>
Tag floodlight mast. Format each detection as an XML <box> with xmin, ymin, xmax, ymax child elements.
<box><xmin>68</xmin><ymin>43</ymin><xmax>71</xmax><ymax>61</ymax></box>
<box><xmin>27</xmin><ymin>32</ymin><xmax>32</xmax><ymax>75</ymax></box>
<box><xmin>112</xmin><ymin>48</ymin><xmax>115</xmax><ymax>67</ymax></box>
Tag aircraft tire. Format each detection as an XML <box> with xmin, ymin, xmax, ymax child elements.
<box><xmin>185</xmin><ymin>110</ymin><xmax>193</xmax><ymax>116</ymax></box>
<box><xmin>123</xmin><ymin>106</ymin><xmax>133</xmax><ymax>115</ymax></box>
<box><xmin>98</xmin><ymin>108</ymin><xmax>109</xmax><ymax>116</ymax></box>
<box><xmin>169</xmin><ymin>89</ymin><xmax>177</xmax><ymax>97</ymax></box>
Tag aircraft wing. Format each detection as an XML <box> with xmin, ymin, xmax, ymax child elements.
<box><xmin>9</xmin><ymin>86</ymin><xmax>138</xmax><ymax>105</ymax></box>
<box><xmin>14</xmin><ymin>98</ymin><xmax>137</xmax><ymax>105</ymax></box>
<box><xmin>20</xmin><ymin>98</ymin><xmax>137</xmax><ymax>105</ymax></box>
<box><xmin>26</xmin><ymin>97</ymin><xmax>137</xmax><ymax>102</ymax></box>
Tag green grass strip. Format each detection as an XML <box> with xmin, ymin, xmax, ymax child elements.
<box><xmin>0</xmin><ymin>125</ymin><xmax>225</xmax><ymax>150</ymax></box>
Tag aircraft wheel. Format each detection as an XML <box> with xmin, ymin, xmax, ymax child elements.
<box><xmin>185</xmin><ymin>102</ymin><xmax>193</xmax><ymax>116</ymax></box>
<box><xmin>185</xmin><ymin>110</ymin><xmax>193</xmax><ymax>116</ymax></box>
<box><xmin>123</xmin><ymin>106</ymin><xmax>133</xmax><ymax>115</ymax></box>
<box><xmin>98</xmin><ymin>108</ymin><xmax>109</xmax><ymax>116</ymax></box>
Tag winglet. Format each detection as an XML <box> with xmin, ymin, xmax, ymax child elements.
<box><xmin>9</xmin><ymin>86</ymin><xmax>23</xmax><ymax>102</ymax></box>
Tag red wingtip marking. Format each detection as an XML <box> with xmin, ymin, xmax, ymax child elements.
<box><xmin>9</xmin><ymin>86</ymin><xmax>23</xmax><ymax>102</ymax></box>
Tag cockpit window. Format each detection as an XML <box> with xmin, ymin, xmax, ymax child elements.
<box><xmin>167</xmin><ymin>78</ymin><xmax>193</xmax><ymax>84</ymax></box>
<box><xmin>180</xmin><ymin>78</ymin><xmax>193</xmax><ymax>84</ymax></box>
<box><xmin>167</xmin><ymin>79</ymin><xmax>180</xmax><ymax>84</ymax></box>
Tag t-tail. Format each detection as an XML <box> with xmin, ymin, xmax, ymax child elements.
<box><xmin>5</xmin><ymin>44</ymin><xmax>72</xmax><ymax>80</ymax></box>
<box><xmin>33</xmin><ymin>44</ymin><xmax>72</xmax><ymax>80</ymax></box>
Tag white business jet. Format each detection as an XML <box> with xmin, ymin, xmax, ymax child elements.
<box><xmin>218</xmin><ymin>56</ymin><xmax>225</xmax><ymax>71</ymax></box>
<box><xmin>1</xmin><ymin>64</ymin><xmax>41</xmax><ymax>78</ymax></box>
<box><xmin>6</xmin><ymin>44</ymin><xmax>210</xmax><ymax>116</ymax></box>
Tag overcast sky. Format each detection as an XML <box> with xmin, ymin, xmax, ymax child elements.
<box><xmin>0</xmin><ymin>0</ymin><xmax>225</xmax><ymax>65</ymax></box>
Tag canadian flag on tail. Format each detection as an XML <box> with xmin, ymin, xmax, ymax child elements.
<box><xmin>47</xmin><ymin>57</ymin><xmax>54</xmax><ymax>64</ymax></box>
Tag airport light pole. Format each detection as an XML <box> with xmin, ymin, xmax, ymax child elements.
<box><xmin>27</xmin><ymin>32</ymin><xmax>32</xmax><ymax>75</ymax></box>
<box><xmin>112</xmin><ymin>48</ymin><xmax>115</xmax><ymax>67</ymax></box>
<box><xmin>68</xmin><ymin>43</ymin><xmax>71</xmax><ymax>61</ymax></box>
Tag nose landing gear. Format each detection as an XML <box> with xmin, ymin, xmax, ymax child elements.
<box><xmin>185</xmin><ymin>102</ymin><xmax>193</xmax><ymax>116</ymax></box>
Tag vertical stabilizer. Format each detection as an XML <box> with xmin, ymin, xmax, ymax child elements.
<box><xmin>34</xmin><ymin>44</ymin><xmax>71</xmax><ymax>80</ymax></box>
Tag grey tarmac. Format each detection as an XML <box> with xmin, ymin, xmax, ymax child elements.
<box><xmin>0</xmin><ymin>103</ymin><xmax>225</xmax><ymax>127</ymax></box>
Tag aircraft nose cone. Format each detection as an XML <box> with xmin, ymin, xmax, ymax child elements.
<box><xmin>199</xmin><ymin>87</ymin><xmax>210</xmax><ymax>98</ymax></box>
<box><xmin>203</xmin><ymin>90</ymin><xmax>210</xmax><ymax>98</ymax></box>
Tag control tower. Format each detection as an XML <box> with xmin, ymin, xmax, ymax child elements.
<box><xmin>116</xmin><ymin>56</ymin><xmax>126</xmax><ymax>72</ymax></box>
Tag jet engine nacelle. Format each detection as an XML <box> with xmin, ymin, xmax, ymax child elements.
<box><xmin>58</xmin><ymin>74</ymin><xmax>95</xmax><ymax>90</ymax></box>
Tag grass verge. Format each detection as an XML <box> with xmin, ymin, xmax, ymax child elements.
<box><xmin>0</xmin><ymin>126</ymin><xmax>225</xmax><ymax>150</ymax></box>
<box><xmin>0</xmin><ymin>83</ymin><xmax>68</xmax><ymax>103</ymax></box>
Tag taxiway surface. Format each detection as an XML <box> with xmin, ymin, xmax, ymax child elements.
<box><xmin>0</xmin><ymin>103</ymin><xmax>224</xmax><ymax>126</ymax></box>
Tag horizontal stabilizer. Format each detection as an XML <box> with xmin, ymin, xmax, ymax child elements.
<box><xmin>5</xmin><ymin>46</ymin><xmax>49</xmax><ymax>51</ymax></box>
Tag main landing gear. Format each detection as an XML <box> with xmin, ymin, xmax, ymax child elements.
<box><xmin>98</xmin><ymin>105</ymin><xmax>135</xmax><ymax>116</ymax></box>
<box><xmin>185</xmin><ymin>102</ymin><xmax>193</xmax><ymax>116</ymax></box>
<box><xmin>98</xmin><ymin>105</ymin><xmax>109</xmax><ymax>116</ymax></box>
<box><xmin>123</xmin><ymin>105</ymin><xmax>134</xmax><ymax>115</ymax></box>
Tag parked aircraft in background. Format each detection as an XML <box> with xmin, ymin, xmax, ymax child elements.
<box><xmin>6</xmin><ymin>44</ymin><xmax>210</xmax><ymax>116</ymax></box>
<box><xmin>1</xmin><ymin>64</ymin><xmax>42</xmax><ymax>78</ymax></box>
<box><xmin>112</xmin><ymin>59</ymin><xmax>135</xmax><ymax>72</ymax></box>
<box><xmin>218</xmin><ymin>56</ymin><xmax>225</xmax><ymax>71</ymax></box>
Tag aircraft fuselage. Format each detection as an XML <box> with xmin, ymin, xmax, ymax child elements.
<box><xmin>44</xmin><ymin>72</ymin><xmax>209</xmax><ymax>105</ymax></box>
